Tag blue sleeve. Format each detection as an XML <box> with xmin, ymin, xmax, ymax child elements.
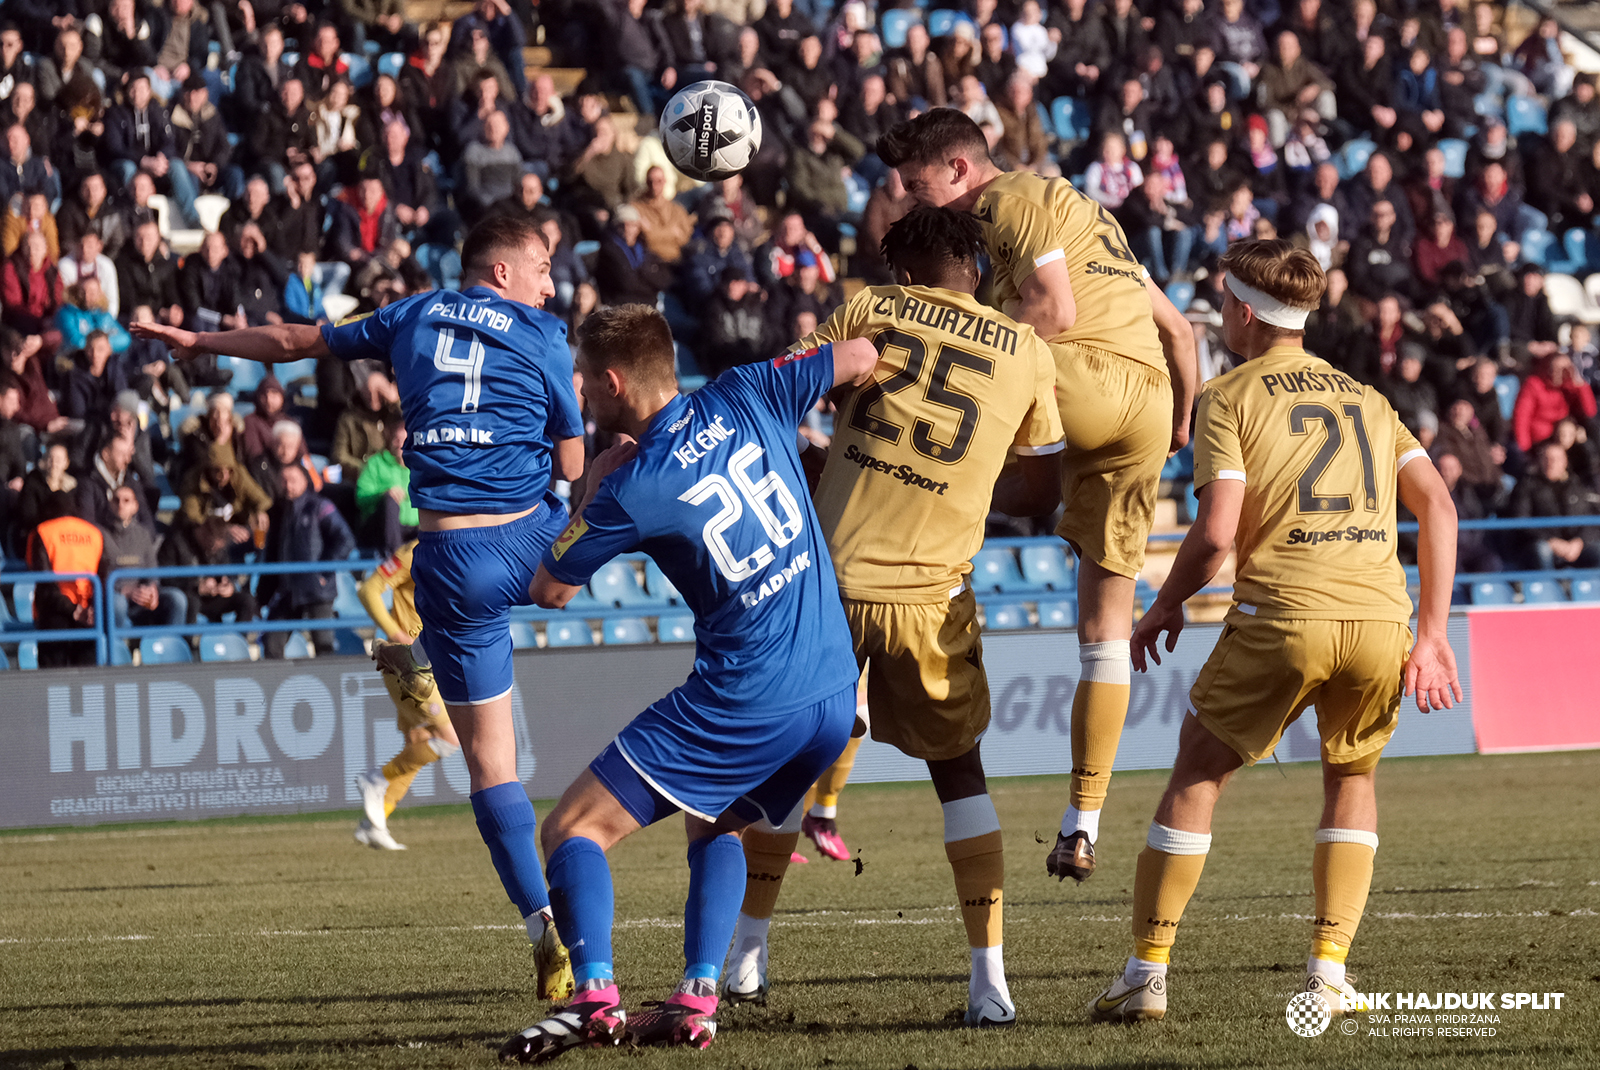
<box><xmin>729</xmin><ymin>342</ymin><xmax>836</xmax><ymax>429</ymax></box>
<box><xmin>540</xmin><ymin>480</ymin><xmax>640</xmax><ymax>586</ymax></box>
<box><xmin>546</xmin><ymin>366</ymin><xmax>584</xmax><ymax>440</ymax></box>
<box><xmin>319</xmin><ymin>300</ymin><xmax>403</xmax><ymax>361</ymax></box>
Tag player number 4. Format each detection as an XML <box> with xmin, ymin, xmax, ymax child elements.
<box><xmin>679</xmin><ymin>443</ymin><xmax>804</xmax><ymax>582</ymax></box>
<box><xmin>434</xmin><ymin>328</ymin><xmax>486</xmax><ymax>413</ymax></box>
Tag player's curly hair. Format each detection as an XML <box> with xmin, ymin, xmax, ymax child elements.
<box><xmin>877</xmin><ymin>108</ymin><xmax>992</xmax><ymax>169</ymax></box>
<box><xmin>1219</xmin><ymin>239</ymin><xmax>1326</xmax><ymax>312</ymax></box>
<box><xmin>880</xmin><ymin>206</ymin><xmax>985</xmax><ymax>285</ymax></box>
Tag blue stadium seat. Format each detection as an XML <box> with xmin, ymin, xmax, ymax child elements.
<box><xmin>1335</xmin><ymin>138</ymin><xmax>1377</xmax><ymax>181</ymax></box>
<box><xmin>1507</xmin><ymin>95</ymin><xmax>1547</xmax><ymax>138</ymax></box>
<box><xmin>199</xmin><ymin>633</ymin><xmax>252</xmax><ymax>662</ymax></box>
<box><xmin>1036</xmin><ymin>600</ymin><xmax>1076</xmax><ymax>628</ymax></box>
<box><xmin>982</xmin><ymin>600</ymin><xmax>1029</xmax><ymax>630</ymax></box>
<box><xmin>417</xmin><ymin>243</ymin><xmax>462</xmax><ymax>289</ymax></box>
<box><xmin>1494</xmin><ymin>375</ymin><xmax>1520</xmax><ymax>421</ymax></box>
<box><xmin>141</xmin><ymin>635</ymin><xmax>193</xmax><ymax>664</ymax></box>
<box><xmin>1050</xmin><ymin>96</ymin><xmax>1091</xmax><ymax>143</ymax></box>
<box><xmin>645</xmin><ymin>560</ymin><xmax>683</xmax><ymax>604</ymax></box>
<box><xmin>222</xmin><ymin>356</ymin><xmax>268</xmax><ymax>394</ymax></box>
<box><xmin>1568</xmin><ymin>573</ymin><xmax>1600</xmax><ymax>602</ymax></box>
<box><xmin>1520</xmin><ymin>229</ymin><xmax>1555</xmax><ymax>267</ymax></box>
<box><xmin>970</xmin><ymin>548</ymin><xmax>1026</xmax><ymax>592</ymax></box>
<box><xmin>1134</xmin><ymin>581</ymin><xmax>1159</xmax><ymax>612</ymax></box>
<box><xmin>590</xmin><ymin>561</ymin><xmax>661</xmax><ymax>607</ymax></box>
<box><xmin>110</xmin><ymin>639</ymin><xmax>133</xmax><ymax>666</ymax></box>
<box><xmin>1177</xmin><ymin>480</ymin><xmax>1200</xmax><ymax>524</ymax></box>
<box><xmin>1164</xmin><ymin>280</ymin><xmax>1195</xmax><ymax>311</ymax></box>
<box><xmin>0</xmin><ymin>644</ymin><xmax>8</xmax><ymax>669</ymax></box>
<box><xmin>16</xmin><ymin>639</ymin><xmax>37</xmax><ymax>670</ymax></box>
<box><xmin>1521</xmin><ymin>578</ymin><xmax>1565</xmax><ymax>604</ymax></box>
<box><xmin>274</xmin><ymin>357</ymin><xmax>319</xmax><ymax>392</ymax></box>
<box><xmin>334</xmin><ymin>573</ymin><xmax>367</xmax><ymax>618</ymax></box>
<box><xmin>1019</xmin><ymin>543</ymin><xmax>1074</xmax><ymax>591</ymax></box>
<box><xmin>1160</xmin><ymin>444</ymin><xmax>1194</xmax><ymax>481</ymax></box>
<box><xmin>282</xmin><ymin>52</ymin><xmax>299</xmax><ymax>68</ymax></box>
<box><xmin>509</xmin><ymin>620</ymin><xmax>539</xmax><ymax>649</ymax></box>
<box><xmin>1437</xmin><ymin>138</ymin><xmax>1469</xmax><ymax>179</ymax></box>
<box><xmin>0</xmin><ymin>593</ymin><xmax>13</xmax><ymax>630</ymax></box>
<box><xmin>603</xmin><ymin>617</ymin><xmax>652</xmax><ymax>645</ymax></box>
<box><xmin>343</xmin><ymin>52</ymin><xmax>373</xmax><ymax>88</ymax></box>
<box><xmin>657</xmin><ymin>612</ymin><xmax>695</xmax><ymax>642</ymax></box>
<box><xmin>881</xmin><ymin>9</ymin><xmax>917</xmax><ymax>49</ymax></box>
<box><xmin>332</xmin><ymin>629</ymin><xmax>368</xmax><ymax>656</ymax></box>
<box><xmin>545</xmin><ymin>620</ymin><xmax>594</xmax><ymax>647</ymax></box>
<box><xmin>928</xmin><ymin>9</ymin><xmax>969</xmax><ymax>37</ymax></box>
<box><xmin>378</xmin><ymin>52</ymin><xmax>405</xmax><ymax>79</ymax></box>
<box><xmin>7</xmin><ymin>583</ymin><xmax>31</xmax><ymax>617</ymax></box>
<box><xmin>1469</xmin><ymin>580</ymin><xmax>1514</xmax><ymax>605</ymax></box>
<box><xmin>280</xmin><ymin>632</ymin><xmax>312</xmax><ymax>659</ymax></box>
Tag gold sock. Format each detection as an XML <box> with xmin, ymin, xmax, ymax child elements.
<box><xmin>381</xmin><ymin>737</ymin><xmax>440</xmax><ymax>817</ymax></box>
<box><xmin>1312</xmin><ymin>832</ymin><xmax>1378</xmax><ymax>962</ymax></box>
<box><xmin>739</xmin><ymin>829</ymin><xmax>799</xmax><ymax>920</ymax></box>
<box><xmin>1131</xmin><ymin>835</ymin><xmax>1210</xmax><ymax>963</ymax></box>
<box><xmin>1070</xmin><ymin>642</ymin><xmax>1131</xmax><ymax>812</ymax></box>
<box><xmin>814</xmin><ymin>736</ymin><xmax>862</xmax><ymax>810</ymax></box>
<box><xmin>946</xmin><ymin>830</ymin><xmax>1005</xmax><ymax>948</ymax></box>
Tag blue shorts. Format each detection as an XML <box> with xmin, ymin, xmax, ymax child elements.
<box><xmin>413</xmin><ymin>492</ymin><xmax>568</xmax><ymax>705</ymax></box>
<box><xmin>592</xmin><ymin>682</ymin><xmax>857</xmax><ymax>827</ymax></box>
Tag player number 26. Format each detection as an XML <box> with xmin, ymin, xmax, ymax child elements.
<box><xmin>679</xmin><ymin>443</ymin><xmax>804</xmax><ymax>582</ymax></box>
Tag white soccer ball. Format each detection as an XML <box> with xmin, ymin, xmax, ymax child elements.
<box><xmin>660</xmin><ymin>80</ymin><xmax>763</xmax><ymax>182</ymax></box>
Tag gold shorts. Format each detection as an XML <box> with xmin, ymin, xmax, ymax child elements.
<box><xmin>845</xmin><ymin>589</ymin><xmax>989</xmax><ymax>762</ymax></box>
<box><xmin>1189</xmin><ymin>614</ymin><xmax>1412</xmax><ymax>769</ymax></box>
<box><xmin>384</xmin><ymin>671</ymin><xmax>451</xmax><ymax>734</ymax></box>
<box><xmin>1049</xmin><ymin>341</ymin><xmax>1173</xmax><ymax>579</ymax></box>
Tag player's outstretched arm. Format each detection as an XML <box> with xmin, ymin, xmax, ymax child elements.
<box><xmin>1145</xmin><ymin>275</ymin><xmax>1198</xmax><ymax>454</ymax></box>
<box><xmin>1130</xmin><ymin>478</ymin><xmax>1243</xmax><ymax>672</ymax></box>
<box><xmin>1398</xmin><ymin>456</ymin><xmax>1464</xmax><ymax>713</ymax></box>
<box><xmin>829</xmin><ymin>337</ymin><xmax>883</xmax><ymax>388</ymax></box>
<box><xmin>129</xmin><ymin>321</ymin><xmax>331</xmax><ymax>365</ymax></box>
<box><xmin>529</xmin><ymin>438</ymin><xmax>640</xmax><ymax>609</ymax></box>
<box><xmin>991</xmin><ymin>453</ymin><xmax>1061</xmax><ymax>517</ymax></box>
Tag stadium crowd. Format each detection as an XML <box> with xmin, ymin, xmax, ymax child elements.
<box><xmin>3</xmin><ymin>0</ymin><xmax>1600</xmax><ymax>665</ymax></box>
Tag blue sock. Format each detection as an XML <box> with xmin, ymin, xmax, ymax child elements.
<box><xmin>547</xmin><ymin>836</ymin><xmax>615</xmax><ymax>985</ymax></box>
<box><xmin>683</xmin><ymin>834</ymin><xmax>745</xmax><ymax>981</ymax></box>
<box><xmin>470</xmin><ymin>782</ymin><xmax>550</xmax><ymax>918</ymax></box>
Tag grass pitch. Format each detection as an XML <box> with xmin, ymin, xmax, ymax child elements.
<box><xmin>2</xmin><ymin>751</ymin><xmax>1597</xmax><ymax>1069</ymax></box>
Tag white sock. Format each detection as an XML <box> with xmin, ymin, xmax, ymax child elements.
<box><xmin>1061</xmin><ymin>804</ymin><xmax>1101</xmax><ymax>844</ymax></box>
<box><xmin>524</xmin><ymin>908</ymin><xmax>552</xmax><ymax>943</ymax></box>
<box><xmin>1123</xmin><ymin>954</ymin><xmax>1167</xmax><ymax>986</ymax></box>
<box><xmin>969</xmin><ymin>945</ymin><xmax>1012</xmax><ymax>1004</ymax></box>
<box><xmin>809</xmin><ymin>803</ymin><xmax>837</xmax><ymax>819</ymax></box>
<box><xmin>1308</xmin><ymin>955</ymin><xmax>1346</xmax><ymax>986</ymax></box>
<box><xmin>725</xmin><ymin>913</ymin><xmax>770</xmax><ymax>982</ymax></box>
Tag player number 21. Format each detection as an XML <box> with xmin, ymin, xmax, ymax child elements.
<box><xmin>1289</xmin><ymin>402</ymin><xmax>1379</xmax><ymax>514</ymax></box>
<box><xmin>434</xmin><ymin>328</ymin><xmax>486</xmax><ymax>413</ymax></box>
<box><xmin>679</xmin><ymin>443</ymin><xmax>804</xmax><ymax>582</ymax></box>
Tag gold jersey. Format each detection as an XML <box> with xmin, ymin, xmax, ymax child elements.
<box><xmin>797</xmin><ymin>285</ymin><xmax>1064</xmax><ymax>602</ymax></box>
<box><xmin>1193</xmin><ymin>346</ymin><xmax>1425</xmax><ymax>624</ymax></box>
<box><xmin>972</xmin><ymin>171</ymin><xmax>1164</xmax><ymax>372</ymax></box>
<box><xmin>359</xmin><ymin>540</ymin><xmax>422</xmax><ymax>638</ymax></box>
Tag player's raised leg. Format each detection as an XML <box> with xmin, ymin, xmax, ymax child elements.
<box><xmin>928</xmin><ymin>744</ymin><xmax>1014</xmax><ymax>1027</ymax></box>
<box><xmin>1088</xmin><ymin>713</ymin><xmax>1240</xmax><ymax>1022</ymax></box>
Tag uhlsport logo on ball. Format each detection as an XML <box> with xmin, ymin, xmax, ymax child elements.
<box><xmin>1286</xmin><ymin>991</ymin><xmax>1332</xmax><ymax>1037</ymax></box>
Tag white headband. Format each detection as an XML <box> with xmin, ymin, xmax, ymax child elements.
<box><xmin>1225</xmin><ymin>273</ymin><xmax>1313</xmax><ymax>330</ymax></box>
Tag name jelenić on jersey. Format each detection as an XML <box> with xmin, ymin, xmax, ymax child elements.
<box><xmin>870</xmin><ymin>294</ymin><xmax>1019</xmax><ymax>355</ymax></box>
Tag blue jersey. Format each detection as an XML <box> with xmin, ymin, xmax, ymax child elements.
<box><xmin>543</xmin><ymin>346</ymin><xmax>857</xmax><ymax>714</ymax></box>
<box><xmin>321</xmin><ymin>287</ymin><xmax>584</xmax><ymax>515</ymax></box>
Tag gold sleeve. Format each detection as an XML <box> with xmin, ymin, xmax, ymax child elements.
<box><xmin>986</xmin><ymin>193</ymin><xmax>1067</xmax><ymax>294</ymax></box>
<box><xmin>1013</xmin><ymin>337</ymin><xmax>1066</xmax><ymax>452</ymax></box>
<box><xmin>1193</xmin><ymin>387</ymin><xmax>1246</xmax><ymax>488</ymax></box>
<box><xmin>358</xmin><ymin>555</ymin><xmax>407</xmax><ymax>639</ymax></box>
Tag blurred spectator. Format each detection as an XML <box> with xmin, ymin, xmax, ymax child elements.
<box><xmin>1011</xmin><ymin>1</ymin><xmax>1057</xmax><ymax>82</ymax></box>
<box><xmin>241</xmin><ymin>375</ymin><xmax>290</xmax><ymax>468</ymax></box>
<box><xmin>4</xmin><ymin>329</ymin><xmax>65</xmax><ymax>437</ymax></box>
<box><xmin>1457</xmin><ymin>160</ymin><xmax>1536</xmax><ymax>246</ymax></box>
<box><xmin>255</xmin><ymin>418</ymin><xmax>326</xmax><ymax>503</ymax></box>
<box><xmin>457</xmin><ymin>110</ymin><xmax>525</xmax><ymax>225</ymax></box>
<box><xmin>1</xmin><ymin>231</ymin><xmax>61</xmax><ymax>337</ymax></box>
<box><xmin>0</xmin><ymin>122</ymin><xmax>54</xmax><ymax>207</ymax></box>
<box><xmin>118</xmin><ymin>221</ymin><xmax>185</xmax><ymax>329</ymax></box>
<box><xmin>1552</xmin><ymin>416</ymin><xmax>1600</xmax><ymax>489</ymax></box>
<box><xmin>158</xmin><ymin>516</ymin><xmax>260</xmax><ymax>626</ymax></box>
<box><xmin>103</xmin><ymin>73</ymin><xmax>199</xmax><ymax>229</ymax></box>
<box><xmin>655</xmin><ymin>0</ymin><xmax>731</xmax><ymax>87</ymax></box>
<box><xmin>954</xmin><ymin>74</ymin><xmax>1004</xmax><ymax>149</ymax></box>
<box><xmin>887</xmin><ymin>22</ymin><xmax>946</xmax><ymax>109</ymax></box>
<box><xmin>995</xmin><ymin>74</ymin><xmax>1054</xmax><ymax>176</ymax></box>
<box><xmin>597</xmin><ymin>203</ymin><xmax>673</xmax><ymax>306</ymax></box>
<box><xmin>1085</xmin><ymin>132</ymin><xmax>1143</xmax><ymax>210</ymax></box>
<box><xmin>310</xmin><ymin>79</ymin><xmax>364</xmax><ymax>186</ymax></box>
<box><xmin>3</xmin><ymin>189</ymin><xmax>59</xmax><ymax>262</ymax></box>
<box><xmin>1346</xmin><ymin>152</ymin><xmax>1415</xmax><ymax>246</ymax></box>
<box><xmin>1514</xmin><ymin>354</ymin><xmax>1598</xmax><ymax>453</ymax></box>
<box><xmin>613</xmin><ymin>0</ymin><xmax>673</xmax><ymax>117</ymax></box>
<box><xmin>1209</xmin><ymin>0</ymin><xmax>1268</xmax><ymax>87</ymax></box>
<box><xmin>102</xmin><ymin>484</ymin><xmax>187</xmax><ymax>632</ymax></box>
<box><xmin>450</xmin><ymin>0</ymin><xmax>528</xmax><ymax>102</ymax></box>
<box><xmin>681</xmin><ymin>212</ymin><xmax>755</xmax><ymax>305</ymax></box>
<box><xmin>35</xmin><ymin>26</ymin><xmax>96</xmax><ymax>107</ymax></box>
<box><xmin>1413</xmin><ymin>209</ymin><xmax>1470</xmax><ymax>291</ymax></box>
<box><xmin>539</xmin><ymin>212</ymin><xmax>591</xmax><ymax>318</ymax></box>
<box><xmin>259</xmin><ymin>461</ymin><xmax>356</xmax><ymax>659</ymax></box>
<box><xmin>857</xmin><ymin>167</ymin><xmax>914</xmax><ymax>284</ymax></box>
<box><xmin>27</xmin><ymin>493</ymin><xmax>101</xmax><ymax>668</ymax></box>
<box><xmin>57</xmin><ymin>232</ymin><xmax>120</xmax><ymax>319</ymax></box>
<box><xmin>61</xmin><ymin>330</ymin><xmax>121</xmax><ymax>429</ymax></box>
<box><xmin>699</xmin><ymin>174</ymin><xmax>762</xmax><ymax>250</ymax></box>
<box><xmin>975</xmin><ymin>23</ymin><xmax>1018</xmax><ymax>102</ymax></box>
<box><xmin>233</xmin><ymin>23</ymin><xmax>293</xmax><ymax>125</ymax></box>
<box><xmin>1504</xmin><ymin>265</ymin><xmax>1559</xmax><ymax>369</ymax></box>
<box><xmin>784</xmin><ymin>119</ymin><xmax>862</xmax><ymax>246</ymax></box>
<box><xmin>0</xmin><ymin>371</ymin><xmax>26</xmax><ymax>545</ymax></box>
<box><xmin>237</xmin><ymin>225</ymin><xmax>290</xmax><ymax>326</ymax></box>
<box><xmin>700</xmin><ymin>268</ymin><xmax>769</xmax><ymax>376</ymax></box>
<box><xmin>374</xmin><ymin>119</ymin><xmax>439</xmax><ymax>239</ymax></box>
<box><xmin>173</xmin><ymin>72</ymin><xmax>239</xmax><ymax>203</ymax></box>
<box><xmin>1260</xmin><ymin>29</ymin><xmax>1336</xmax><ymax>147</ymax></box>
<box><xmin>1508</xmin><ymin>440</ymin><xmax>1600</xmax><ymax>569</ymax></box>
<box><xmin>333</xmin><ymin>368</ymin><xmax>400</xmax><ymax>479</ymax></box>
<box><xmin>178</xmin><ymin>391</ymin><xmax>245</xmax><ymax>483</ymax></box>
<box><xmin>355</xmin><ymin>414</ymin><xmax>417</xmax><ymax>555</ymax></box>
<box><xmin>1433</xmin><ymin>451</ymin><xmax>1503</xmax><ymax>573</ymax></box>
<box><xmin>58</xmin><ymin>173</ymin><xmax>129</xmax><ymax>262</ymax></box>
<box><xmin>1529</xmin><ymin>119</ymin><xmax>1591</xmax><ymax>235</ymax></box>
<box><xmin>757</xmin><ymin>211</ymin><xmax>834</xmax><ymax>291</ymax></box>
<box><xmin>633</xmin><ymin>166</ymin><xmax>694</xmax><ymax>265</ymax></box>
<box><xmin>1122</xmin><ymin>173</ymin><xmax>1197</xmax><ymax>287</ymax></box>
<box><xmin>180</xmin><ymin>441</ymin><xmax>271</xmax><ymax>559</ymax></box>
<box><xmin>285</xmin><ymin>250</ymin><xmax>329</xmax><ymax>323</ymax></box>
<box><xmin>296</xmin><ymin>23</ymin><xmax>352</xmax><ymax>102</ymax></box>
<box><xmin>765</xmin><ymin>248</ymin><xmax>837</xmax><ymax>342</ymax></box>
<box><xmin>17</xmin><ymin>442</ymin><xmax>79</xmax><ymax>544</ymax></box>
<box><xmin>181</xmin><ymin>231</ymin><xmax>246</xmax><ymax>335</ymax></box>
<box><xmin>1384</xmin><ymin>343</ymin><xmax>1441</xmax><ymax>445</ymax></box>
<box><xmin>1346</xmin><ymin>200</ymin><xmax>1413</xmax><ymax>303</ymax></box>
<box><xmin>1434</xmin><ymin>396</ymin><xmax>1506</xmax><ymax>504</ymax></box>
<box><xmin>250</xmin><ymin>78</ymin><xmax>318</xmax><ymax>189</ymax></box>
<box><xmin>58</xmin><ymin>280</ymin><xmax>131</xmax><ymax>357</ymax></box>
<box><xmin>565</xmin><ymin>113</ymin><xmax>639</xmax><ymax>238</ymax></box>
<box><xmin>329</xmin><ymin>173</ymin><xmax>401</xmax><ymax>267</ymax></box>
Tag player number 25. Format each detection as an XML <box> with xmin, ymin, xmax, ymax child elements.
<box><xmin>1289</xmin><ymin>402</ymin><xmax>1379</xmax><ymax>514</ymax></box>
<box><xmin>434</xmin><ymin>328</ymin><xmax>486</xmax><ymax>414</ymax></box>
<box><xmin>850</xmin><ymin>329</ymin><xmax>993</xmax><ymax>464</ymax></box>
<box><xmin>679</xmin><ymin>442</ymin><xmax>804</xmax><ymax>582</ymax></box>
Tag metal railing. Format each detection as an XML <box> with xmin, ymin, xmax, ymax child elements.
<box><xmin>0</xmin><ymin>572</ymin><xmax>106</xmax><ymax>665</ymax></box>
